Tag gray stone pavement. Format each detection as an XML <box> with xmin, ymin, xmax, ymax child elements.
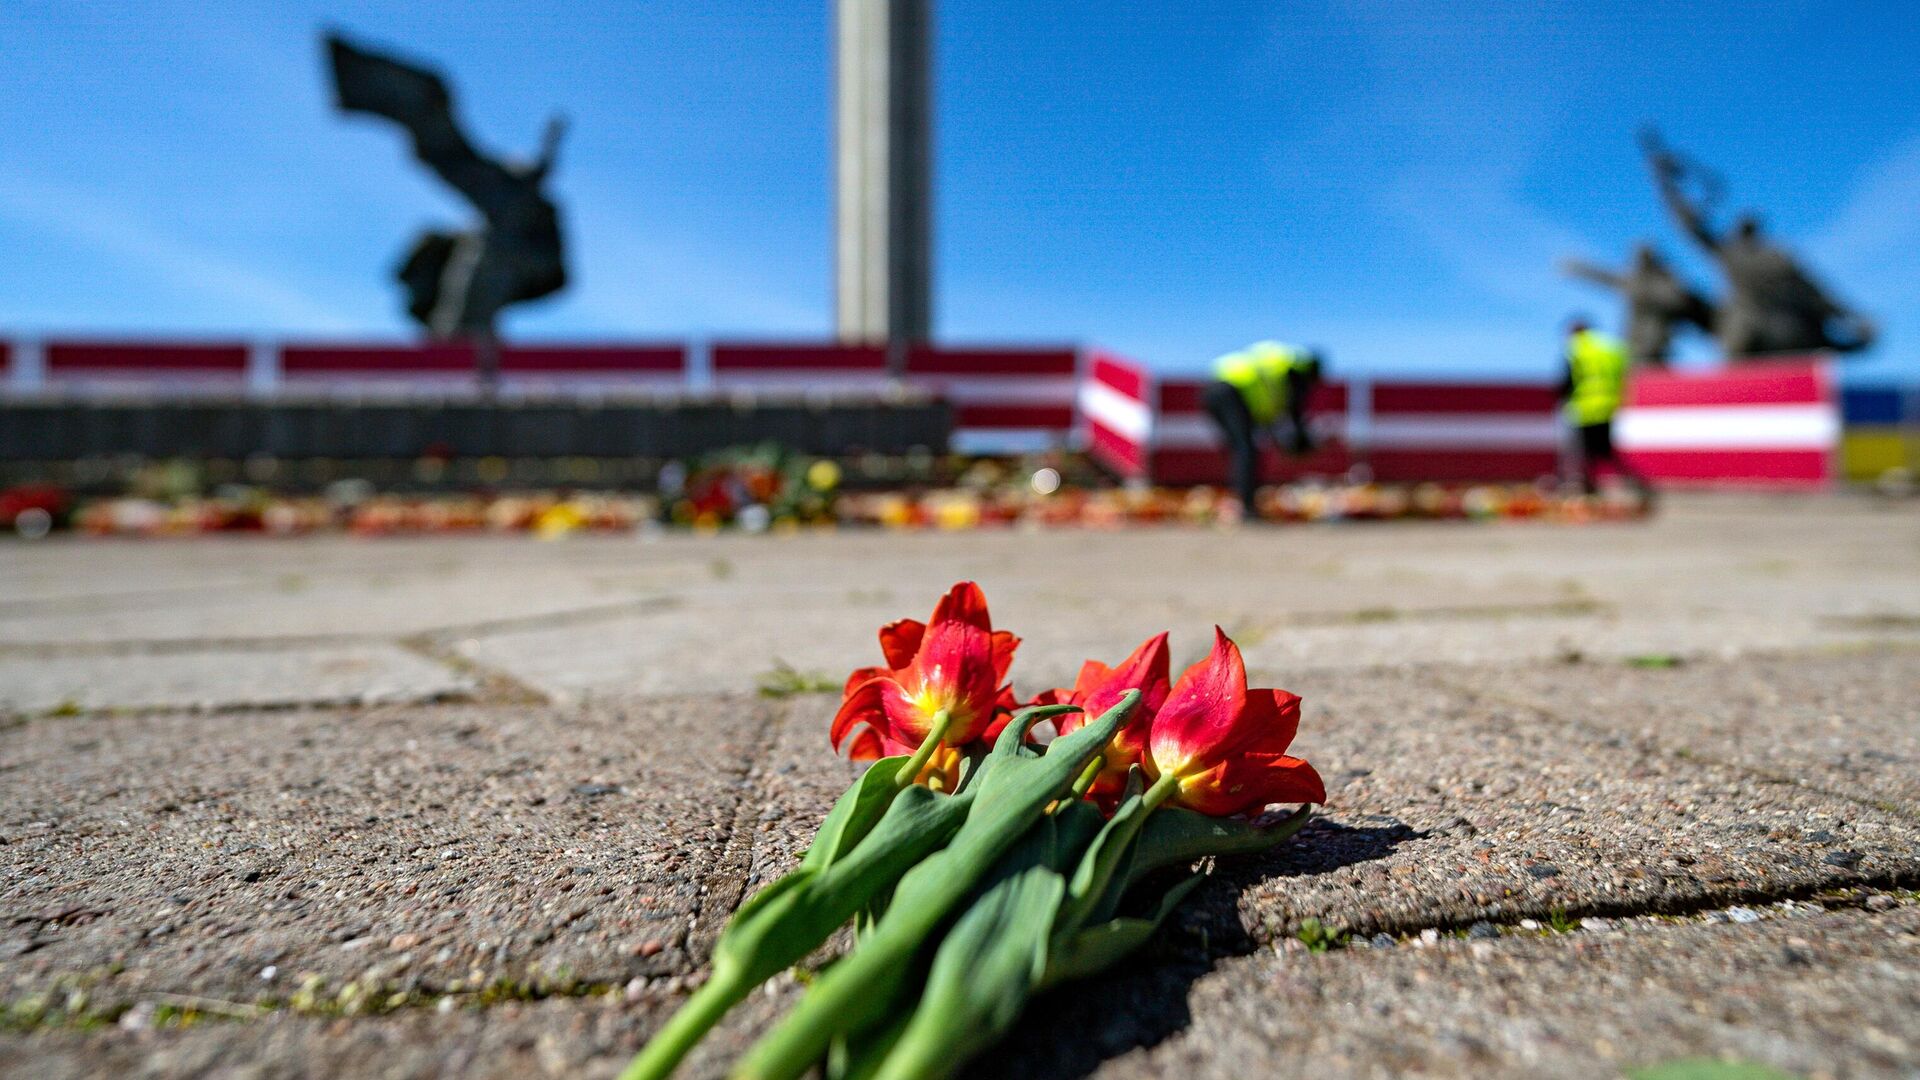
<box><xmin>2</xmin><ymin>492</ymin><xmax>1918</xmax><ymax>1078</ymax></box>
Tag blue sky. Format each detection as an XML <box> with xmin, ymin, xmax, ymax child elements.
<box><xmin>3</xmin><ymin>1</ymin><xmax>1918</xmax><ymax>380</ymax></box>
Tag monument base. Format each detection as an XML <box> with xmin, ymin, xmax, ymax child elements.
<box><xmin>0</xmin><ymin>395</ymin><xmax>952</xmax><ymax>466</ymax></box>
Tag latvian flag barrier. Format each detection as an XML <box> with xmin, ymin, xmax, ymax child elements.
<box><xmin>1616</xmin><ymin>359</ymin><xmax>1838</xmax><ymax>488</ymax></box>
<box><xmin>276</xmin><ymin>343</ymin><xmax>688</xmax><ymax>398</ymax></box>
<box><xmin>903</xmin><ymin>346</ymin><xmax>1077</xmax><ymax>455</ymax></box>
<box><xmin>0</xmin><ymin>338</ymin><xmax>1856</xmax><ymax>486</ymax></box>
<box><xmin>497</xmin><ymin>345</ymin><xmax>687</xmax><ymax>397</ymax></box>
<box><xmin>279</xmin><ymin>342</ymin><xmax>481</xmax><ymax>396</ymax></box>
<box><xmin>1078</xmin><ymin>350</ymin><xmax>1560</xmax><ymax>485</ymax></box>
<box><xmin>1148</xmin><ymin>377</ymin><xmax>1353</xmax><ymax>486</ymax></box>
<box><xmin>1077</xmin><ymin>351</ymin><xmax>1156</xmax><ymax>481</ymax></box>
<box><xmin>709</xmin><ymin>342</ymin><xmax>893</xmax><ymax>396</ymax></box>
<box><xmin>1362</xmin><ymin>382</ymin><xmax>1561</xmax><ymax>482</ymax></box>
<box><xmin>41</xmin><ymin>340</ymin><xmax>252</xmax><ymax>397</ymax></box>
<box><xmin>711</xmin><ymin>343</ymin><xmax>1081</xmax><ymax>455</ymax></box>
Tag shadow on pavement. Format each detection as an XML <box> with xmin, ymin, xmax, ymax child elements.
<box><xmin>968</xmin><ymin>817</ymin><xmax>1421</xmax><ymax>1080</ymax></box>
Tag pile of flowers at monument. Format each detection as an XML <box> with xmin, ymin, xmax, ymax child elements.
<box><xmin>13</xmin><ymin>477</ymin><xmax>1645</xmax><ymax>538</ymax></box>
<box><xmin>621</xmin><ymin>582</ymin><xmax>1323</xmax><ymax>1080</ymax></box>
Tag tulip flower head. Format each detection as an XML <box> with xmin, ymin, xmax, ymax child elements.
<box><xmin>1143</xmin><ymin>627</ymin><xmax>1325</xmax><ymax>816</ymax></box>
<box><xmin>1036</xmin><ymin>632</ymin><xmax>1171</xmax><ymax>808</ymax></box>
<box><xmin>831</xmin><ymin>582</ymin><xmax>1020</xmax><ymax>787</ymax></box>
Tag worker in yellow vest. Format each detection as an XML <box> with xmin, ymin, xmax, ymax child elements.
<box><xmin>1559</xmin><ymin>318</ymin><xmax>1650</xmax><ymax>499</ymax></box>
<box><xmin>1203</xmin><ymin>341</ymin><xmax>1325</xmax><ymax>516</ymax></box>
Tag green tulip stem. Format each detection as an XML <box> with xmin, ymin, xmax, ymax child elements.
<box><xmin>1069</xmin><ymin>757</ymin><xmax>1103</xmax><ymax>800</ymax></box>
<box><xmin>893</xmin><ymin>709</ymin><xmax>954</xmax><ymax>788</ymax></box>
<box><xmin>1142</xmin><ymin>772</ymin><xmax>1179</xmax><ymax>811</ymax></box>
<box><xmin>618</xmin><ymin>964</ymin><xmax>744</xmax><ymax>1080</ymax></box>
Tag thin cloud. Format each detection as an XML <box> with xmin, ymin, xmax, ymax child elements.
<box><xmin>1809</xmin><ymin>130</ymin><xmax>1920</xmax><ymax>292</ymax></box>
<box><xmin>1379</xmin><ymin>164</ymin><xmax>1597</xmax><ymax>310</ymax></box>
<box><xmin>0</xmin><ymin>171</ymin><xmax>363</xmax><ymax>332</ymax></box>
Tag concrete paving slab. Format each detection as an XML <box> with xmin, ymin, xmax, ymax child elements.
<box><xmin>6</xmin><ymin>896</ymin><xmax>1913</xmax><ymax>1079</ymax></box>
<box><xmin>0</xmin><ymin>544</ymin><xmax>690</xmax><ymax>645</ymax></box>
<box><xmin>986</xmin><ymin>903</ymin><xmax>1920</xmax><ymax>1080</ymax></box>
<box><xmin>1205</xmin><ymin>668</ymin><xmax>1920</xmax><ymax>944</ymax></box>
<box><xmin>1238</xmin><ymin>609</ymin><xmax>1919</xmax><ymax>677</ymax></box>
<box><xmin>1482</xmin><ymin>648</ymin><xmax>1920</xmax><ymax>812</ymax></box>
<box><xmin>0</xmin><ymin>698</ymin><xmax>809</xmax><ymax>1013</ymax></box>
<box><xmin>0</xmin><ymin>645</ymin><xmax>474</xmax><ymax>714</ymax></box>
<box><xmin>454</xmin><ymin>599</ymin><xmax>1920</xmax><ymax>701</ymax></box>
<box><xmin>0</xmin><ymin>975</ymin><xmax>810</xmax><ymax>1080</ymax></box>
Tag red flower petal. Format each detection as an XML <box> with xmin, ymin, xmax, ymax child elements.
<box><xmin>1169</xmin><ymin>752</ymin><xmax>1324</xmax><ymax>816</ymax></box>
<box><xmin>831</xmin><ymin>676</ymin><xmax>893</xmax><ymax>752</ymax></box>
<box><xmin>842</xmin><ymin>664</ymin><xmax>889</xmax><ymax>699</ymax></box>
<box><xmin>1040</xmin><ymin>633</ymin><xmax>1173</xmax><ymax>808</ymax></box>
<box><xmin>841</xmin><ymin>724</ymin><xmax>888</xmax><ymax>761</ymax></box>
<box><xmin>928</xmin><ymin>581</ymin><xmax>992</xmax><ymax>633</ymax></box>
<box><xmin>1147</xmin><ymin>627</ymin><xmax>1251</xmax><ymax>773</ymax></box>
<box><xmin>1027</xmin><ymin>687</ymin><xmax>1068</xmax><ymax>709</ymax></box>
<box><xmin>989</xmin><ymin>629</ymin><xmax>1021</xmax><ymax>683</ymax></box>
<box><xmin>876</xmin><ymin>619</ymin><xmax>926</xmax><ymax>671</ymax></box>
<box><xmin>900</xmin><ymin>617</ymin><xmax>1000</xmax><ymax>742</ymax></box>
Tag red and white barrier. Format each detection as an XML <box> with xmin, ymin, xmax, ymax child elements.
<box><xmin>906</xmin><ymin>346</ymin><xmax>1077</xmax><ymax>455</ymax></box>
<box><xmin>280</xmin><ymin>342</ymin><xmax>478</xmax><ymax>395</ymax></box>
<box><xmin>1077</xmin><ymin>351</ymin><xmax>1561</xmax><ymax>485</ymax></box>
<box><xmin>709</xmin><ymin>342</ymin><xmax>892</xmax><ymax>395</ymax></box>
<box><xmin>710</xmin><ymin>343</ymin><xmax>1081</xmax><ymax>454</ymax></box>
<box><xmin>1078</xmin><ymin>351</ymin><xmax>1156</xmax><ymax>479</ymax></box>
<box><xmin>1364</xmin><ymin>382</ymin><xmax>1560</xmax><ymax>482</ymax></box>
<box><xmin>43</xmin><ymin>340</ymin><xmax>251</xmax><ymax>396</ymax></box>
<box><xmin>498</xmin><ymin>345</ymin><xmax>686</xmax><ymax>396</ymax></box>
<box><xmin>0</xmin><ymin>337</ymin><xmax>1843</xmax><ymax>485</ymax></box>
<box><xmin>1150</xmin><ymin>377</ymin><xmax>1353</xmax><ymax>485</ymax></box>
<box><xmin>1617</xmin><ymin>359</ymin><xmax>1836</xmax><ymax>488</ymax></box>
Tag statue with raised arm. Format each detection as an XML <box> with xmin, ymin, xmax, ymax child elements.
<box><xmin>1561</xmin><ymin>243</ymin><xmax>1716</xmax><ymax>366</ymax></box>
<box><xmin>324</xmin><ymin>32</ymin><xmax>568</xmax><ymax>376</ymax></box>
<box><xmin>1642</xmin><ymin>127</ymin><xmax>1873</xmax><ymax>359</ymax></box>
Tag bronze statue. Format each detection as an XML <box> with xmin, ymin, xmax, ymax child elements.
<box><xmin>1642</xmin><ymin>128</ymin><xmax>1873</xmax><ymax>358</ymax></box>
<box><xmin>1561</xmin><ymin>243</ymin><xmax>1716</xmax><ymax>366</ymax></box>
<box><xmin>325</xmin><ymin>33</ymin><xmax>568</xmax><ymax>381</ymax></box>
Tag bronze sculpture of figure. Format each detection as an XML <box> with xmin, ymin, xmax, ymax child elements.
<box><xmin>325</xmin><ymin>33</ymin><xmax>569</xmax><ymax>383</ymax></box>
<box><xmin>1561</xmin><ymin>243</ymin><xmax>1716</xmax><ymax>367</ymax></box>
<box><xmin>1642</xmin><ymin>128</ymin><xmax>1873</xmax><ymax>359</ymax></box>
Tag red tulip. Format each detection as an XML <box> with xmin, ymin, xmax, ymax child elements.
<box><xmin>1143</xmin><ymin>627</ymin><xmax>1324</xmax><ymax>816</ymax></box>
<box><xmin>832</xmin><ymin>583</ymin><xmax>1021</xmax><ymax>780</ymax></box>
<box><xmin>1034</xmin><ymin>632</ymin><xmax>1171</xmax><ymax>808</ymax></box>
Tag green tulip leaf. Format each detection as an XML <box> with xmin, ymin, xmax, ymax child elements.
<box><xmin>1127</xmin><ymin>804</ymin><xmax>1313</xmax><ymax>884</ymax></box>
<box><xmin>731</xmin><ymin>696</ymin><xmax>1137</xmax><ymax>1080</ymax></box>
<box><xmin>621</xmin><ymin>760</ymin><xmax>971</xmax><ymax>1080</ymax></box>
<box><xmin>870</xmin><ymin>819</ymin><xmax>1067</xmax><ymax>1080</ymax></box>
<box><xmin>1041</xmin><ymin>872</ymin><xmax>1203</xmax><ymax>989</ymax></box>
<box><xmin>802</xmin><ymin>755</ymin><xmax>914</xmax><ymax>872</ymax></box>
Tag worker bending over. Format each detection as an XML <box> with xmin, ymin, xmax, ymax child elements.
<box><xmin>1204</xmin><ymin>341</ymin><xmax>1325</xmax><ymax>516</ymax></box>
<box><xmin>1559</xmin><ymin>318</ymin><xmax>1651</xmax><ymax>500</ymax></box>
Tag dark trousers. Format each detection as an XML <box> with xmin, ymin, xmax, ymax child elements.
<box><xmin>1203</xmin><ymin>380</ymin><xmax>1260</xmax><ymax>512</ymax></box>
<box><xmin>1576</xmin><ymin>421</ymin><xmax>1651</xmax><ymax>497</ymax></box>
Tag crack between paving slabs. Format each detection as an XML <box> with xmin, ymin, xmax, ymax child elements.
<box><xmin>21</xmin><ymin>883</ymin><xmax>1917</xmax><ymax>1034</ymax></box>
<box><xmin>677</xmin><ymin>697</ymin><xmax>790</xmax><ymax>966</ymax></box>
<box><xmin>0</xmin><ymin>594</ymin><xmax>684</xmax><ymax>660</ymax></box>
<box><xmin>395</xmin><ymin>635</ymin><xmax>546</xmax><ymax>707</ymax></box>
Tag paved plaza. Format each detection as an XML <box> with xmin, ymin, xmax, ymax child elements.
<box><xmin>3</xmin><ymin>493</ymin><xmax>1918</xmax><ymax>1078</ymax></box>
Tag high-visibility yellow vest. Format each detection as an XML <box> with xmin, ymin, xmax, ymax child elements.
<box><xmin>1566</xmin><ymin>330</ymin><xmax>1628</xmax><ymax>426</ymax></box>
<box><xmin>1214</xmin><ymin>341</ymin><xmax>1309</xmax><ymax>425</ymax></box>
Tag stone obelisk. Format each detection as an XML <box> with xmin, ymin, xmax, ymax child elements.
<box><xmin>834</xmin><ymin>0</ymin><xmax>932</xmax><ymax>362</ymax></box>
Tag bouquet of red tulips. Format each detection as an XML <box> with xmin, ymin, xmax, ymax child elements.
<box><xmin>623</xmin><ymin>583</ymin><xmax>1323</xmax><ymax>1080</ymax></box>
